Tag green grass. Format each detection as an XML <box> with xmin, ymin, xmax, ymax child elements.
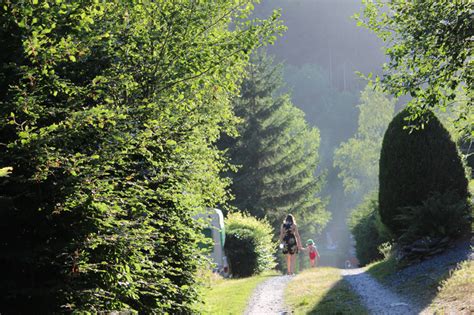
<box><xmin>200</xmin><ymin>270</ymin><xmax>280</xmax><ymax>314</ymax></box>
<box><xmin>285</xmin><ymin>267</ymin><xmax>368</xmax><ymax>314</ymax></box>
<box><xmin>428</xmin><ymin>260</ymin><xmax>474</xmax><ymax>314</ymax></box>
<box><xmin>366</xmin><ymin>256</ymin><xmax>397</xmax><ymax>281</ymax></box>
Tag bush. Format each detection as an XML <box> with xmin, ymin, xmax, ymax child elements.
<box><xmin>349</xmin><ymin>192</ymin><xmax>392</xmax><ymax>266</ymax></box>
<box><xmin>224</xmin><ymin>212</ymin><xmax>276</xmax><ymax>278</ymax></box>
<box><xmin>379</xmin><ymin>109</ymin><xmax>469</xmax><ymax>236</ymax></box>
<box><xmin>396</xmin><ymin>190</ymin><xmax>471</xmax><ymax>244</ymax></box>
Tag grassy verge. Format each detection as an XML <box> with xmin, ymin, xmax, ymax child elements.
<box><xmin>285</xmin><ymin>267</ymin><xmax>367</xmax><ymax>314</ymax></box>
<box><xmin>200</xmin><ymin>270</ymin><xmax>280</xmax><ymax>314</ymax></box>
<box><xmin>365</xmin><ymin>256</ymin><xmax>397</xmax><ymax>281</ymax></box>
<box><xmin>428</xmin><ymin>260</ymin><xmax>474</xmax><ymax>314</ymax></box>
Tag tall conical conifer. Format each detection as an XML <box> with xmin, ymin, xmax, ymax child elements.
<box><xmin>223</xmin><ymin>53</ymin><xmax>330</xmax><ymax>235</ymax></box>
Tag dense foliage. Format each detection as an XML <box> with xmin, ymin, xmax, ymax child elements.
<box><xmin>379</xmin><ymin>109</ymin><xmax>469</xmax><ymax>237</ymax></box>
<box><xmin>0</xmin><ymin>1</ymin><xmax>283</xmax><ymax>313</ymax></box>
<box><xmin>396</xmin><ymin>191</ymin><xmax>471</xmax><ymax>245</ymax></box>
<box><xmin>348</xmin><ymin>192</ymin><xmax>391</xmax><ymax>266</ymax></box>
<box><xmin>356</xmin><ymin>0</ymin><xmax>473</xmax><ymax>140</ymax></box>
<box><xmin>334</xmin><ymin>83</ymin><xmax>395</xmax><ymax>199</ymax></box>
<box><xmin>224</xmin><ymin>212</ymin><xmax>276</xmax><ymax>278</ymax></box>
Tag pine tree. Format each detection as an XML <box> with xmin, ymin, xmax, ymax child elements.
<box><xmin>223</xmin><ymin>53</ymin><xmax>330</xmax><ymax>234</ymax></box>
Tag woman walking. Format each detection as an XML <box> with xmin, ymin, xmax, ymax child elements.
<box><xmin>279</xmin><ymin>214</ymin><xmax>302</xmax><ymax>275</ymax></box>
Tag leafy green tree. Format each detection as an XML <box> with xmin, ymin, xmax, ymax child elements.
<box><xmin>222</xmin><ymin>53</ymin><xmax>330</xmax><ymax>235</ymax></box>
<box><xmin>355</xmin><ymin>0</ymin><xmax>473</xmax><ymax>140</ymax></box>
<box><xmin>334</xmin><ymin>84</ymin><xmax>395</xmax><ymax>199</ymax></box>
<box><xmin>0</xmin><ymin>1</ymin><xmax>283</xmax><ymax>313</ymax></box>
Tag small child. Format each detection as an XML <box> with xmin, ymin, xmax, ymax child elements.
<box><xmin>305</xmin><ymin>239</ymin><xmax>320</xmax><ymax>267</ymax></box>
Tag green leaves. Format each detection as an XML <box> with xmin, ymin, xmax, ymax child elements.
<box><xmin>225</xmin><ymin>212</ymin><xmax>276</xmax><ymax>277</ymax></box>
<box><xmin>0</xmin><ymin>0</ymin><xmax>282</xmax><ymax>313</ymax></box>
<box><xmin>0</xmin><ymin>167</ymin><xmax>13</xmax><ymax>177</ymax></box>
<box><xmin>356</xmin><ymin>0</ymin><xmax>473</xmax><ymax>140</ymax></box>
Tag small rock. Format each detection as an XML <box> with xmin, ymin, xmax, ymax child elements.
<box><xmin>390</xmin><ymin>302</ymin><xmax>409</xmax><ymax>307</ymax></box>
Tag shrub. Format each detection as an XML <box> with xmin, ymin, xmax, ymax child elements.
<box><xmin>379</xmin><ymin>109</ymin><xmax>469</xmax><ymax>236</ymax></box>
<box><xmin>349</xmin><ymin>192</ymin><xmax>391</xmax><ymax>266</ymax></box>
<box><xmin>396</xmin><ymin>190</ymin><xmax>471</xmax><ymax>244</ymax></box>
<box><xmin>224</xmin><ymin>212</ymin><xmax>276</xmax><ymax>278</ymax></box>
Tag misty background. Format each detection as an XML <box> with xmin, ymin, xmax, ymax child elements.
<box><xmin>255</xmin><ymin>0</ymin><xmax>388</xmax><ymax>260</ymax></box>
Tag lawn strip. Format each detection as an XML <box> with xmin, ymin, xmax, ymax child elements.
<box><xmin>285</xmin><ymin>267</ymin><xmax>367</xmax><ymax>314</ymax></box>
<box><xmin>201</xmin><ymin>270</ymin><xmax>279</xmax><ymax>314</ymax></box>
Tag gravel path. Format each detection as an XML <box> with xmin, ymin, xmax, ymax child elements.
<box><xmin>245</xmin><ymin>240</ymin><xmax>471</xmax><ymax>314</ymax></box>
<box><xmin>244</xmin><ymin>275</ymin><xmax>291</xmax><ymax>315</ymax></box>
<box><xmin>342</xmin><ymin>268</ymin><xmax>416</xmax><ymax>315</ymax></box>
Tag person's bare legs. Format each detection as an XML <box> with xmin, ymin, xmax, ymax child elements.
<box><xmin>286</xmin><ymin>254</ymin><xmax>291</xmax><ymax>275</ymax></box>
<box><xmin>290</xmin><ymin>254</ymin><xmax>297</xmax><ymax>274</ymax></box>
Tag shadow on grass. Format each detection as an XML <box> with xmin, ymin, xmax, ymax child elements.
<box><xmin>305</xmin><ymin>277</ymin><xmax>368</xmax><ymax>315</ymax></box>
<box><xmin>284</xmin><ymin>268</ymin><xmax>367</xmax><ymax>314</ymax></box>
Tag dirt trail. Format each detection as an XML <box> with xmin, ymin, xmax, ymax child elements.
<box><xmin>342</xmin><ymin>268</ymin><xmax>416</xmax><ymax>315</ymax></box>
<box><xmin>245</xmin><ymin>268</ymin><xmax>420</xmax><ymax>314</ymax></box>
<box><xmin>244</xmin><ymin>275</ymin><xmax>291</xmax><ymax>315</ymax></box>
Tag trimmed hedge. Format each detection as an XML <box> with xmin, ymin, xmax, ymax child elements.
<box><xmin>224</xmin><ymin>212</ymin><xmax>276</xmax><ymax>278</ymax></box>
<box><xmin>379</xmin><ymin>108</ymin><xmax>469</xmax><ymax>238</ymax></box>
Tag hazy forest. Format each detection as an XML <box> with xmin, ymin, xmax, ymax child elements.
<box><xmin>0</xmin><ymin>0</ymin><xmax>472</xmax><ymax>314</ymax></box>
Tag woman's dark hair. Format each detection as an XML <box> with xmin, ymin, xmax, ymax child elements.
<box><xmin>284</xmin><ymin>214</ymin><xmax>296</xmax><ymax>225</ymax></box>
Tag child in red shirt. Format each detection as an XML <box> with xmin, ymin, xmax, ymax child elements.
<box><xmin>305</xmin><ymin>239</ymin><xmax>320</xmax><ymax>267</ymax></box>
